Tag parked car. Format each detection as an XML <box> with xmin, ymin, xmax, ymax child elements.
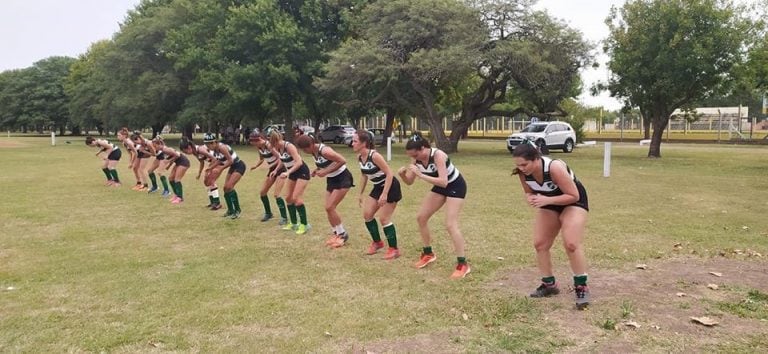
<box><xmin>346</xmin><ymin>128</ymin><xmax>386</xmax><ymax>146</ymax></box>
<box><xmin>506</xmin><ymin>121</ymin><xmax>576</xmax><ymax>153</ymax></box>
<box><xmin>319</xmin><ymin>125</ymin><xmax>356</xmax><ymax>144</ymax></box>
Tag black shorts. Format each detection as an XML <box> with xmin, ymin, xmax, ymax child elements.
<box><xmin>289</xmin><ymin>163</ymin><xmax>311</xmax><ymax>181</ymax></box>
<box><xmin>541</xmin><ymin>180</ymin><xmax>589</xmax><ymax>213</ymax></box>
<box><xmin>137</xmin><ymin>151</ymin><xmax>151</xmax><ymax>159</ymax></box>
<box><xmin>326</xmin><ymin>169</ymin><xmax>354</xmax><ymax>192</ymax></box>
<box><xmin>228</xmin><ymin>160</ymin><xmax>247</xmax><ymax>176</ymax></box>
<box><xmin>107</xmin><ymin>149</ymin><xmax>122</xmax><ymax>161</ymax></box>
<box><xmin>174</xmin><ymin>155</ymin><xmax>191</xmax><ymax>168</ymax></box>
<box><xmin>268</xmin><ymin>164</ymin><xmax>286</xmax><ymax>178</ymax></box>
<box><xmin>430</xmin><ymin>174</ymin><xmax>467</xmax><ymax>199</ymax></box>
<box><xmin>369</xmin><ymin>177</ymin><xmax>402</xmax><ymax>203</ymax></box>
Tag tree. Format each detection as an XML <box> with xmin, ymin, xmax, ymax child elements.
<box><xmin>66</xmin><ymin>40</ymin><xmax>117</xmax><ymax>135</ymax></box>
<box><xmin>603</xmin><ymin>0</ymin><xmax>753</xmax><ymax>157</ymax></box>
<box><xmin>321</xmin><ymin>0</ymin><xmax>487</xmax><ymax>151</ymax></box>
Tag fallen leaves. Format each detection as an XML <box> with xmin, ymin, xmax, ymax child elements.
<box><xmin>709</xmin><ymin>271</ymin><xmax>723</xmax><ymax>277</ymax></box>
<box><xmin>690</xmin><ymin>316</ymin><xmax>719</xmax><ymax>327</ymax></box>
<box><xmin>676</xmin><ymin>292</ymin><xmax>687</xmax><ymax>297</ymax></box>
<box><xmin>462</xmin><ymin>313</ymin><xmax>469</xmax><ymax>321</ymax></box>
<box><xmin>707</xmin><ymin>284</ymin><xmax>719</xmax><ymax>290</ymax></box>
<box><xmin>636</xmin><ymin>264</ymin><xmax>648</xmax><ymax>270</ymax></box>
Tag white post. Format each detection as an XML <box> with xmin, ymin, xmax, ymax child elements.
<box><xmin>6</xmin><ymin>131</ymin><xmax>9</xmax><ymax>138</ymax></box>
<box><xmin>51</xmin><ymin>131</ymin><xmax>56</xmax><ymax>146</ymax></box>
<box><xmin>603</xmin><ymin>142</ymin><xmax>611</xmax><ymax>178</ymax></box>
<box><xmin>386</xmin><ymin>137</ymin><xmax>392</xmax><ymax>161</ymax></box>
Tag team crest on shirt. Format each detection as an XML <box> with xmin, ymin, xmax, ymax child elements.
<box><xmin>545</xmin><ymin>181</ymin><xmax>557</xmax><ymax>190</ymax></box>
<box><xmin>421</xmin><ymin>163</ymin><xmax>437</xmax><ymax>173</ymax></box>
<box><xmin>361</xmin><ymin>162</ymin><xmax>376</xmax><ymax>170</ymax></box>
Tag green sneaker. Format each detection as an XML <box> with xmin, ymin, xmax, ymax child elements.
<box><xmin>295</xmin><ymin>224</ymin><xmax>311</xmax><ymax>235</ymax></box>
<box><xmin>282</xmin><ymin>223</ymin><xmax>296</xmax><ymax>231</ymax></box>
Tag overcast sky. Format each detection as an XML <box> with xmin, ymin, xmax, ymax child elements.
<box><xmin>0</xmin><ymin>0</ymin><xmax>630</xmax><ymax>109</ymax></box>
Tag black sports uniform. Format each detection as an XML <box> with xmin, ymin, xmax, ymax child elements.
<box><xmin>313</xmin><ymin>143</ymin><xmax>354</xmax><ymax>192</ymax></box>
<box><xmin>524</xmin><ymin>156</ymin><xmax>588</xmax><ymax>213</ymax></box>
<box><xmin>213</xmin><ymin>143</ymin><xmax>246</xmax><ymax>175</ymax></box>
<box><xmin>279</xmin><ymin>142</ymin><xmax>310</xmax><ymax>181</ymax></box>
<box><xmin>359</xmin><ymin>150</ymin><xmax>401</xmax><ymax>203</ymax></box>
<box><xmin>415</xmin><ymin>148</ymin><xmax>467</xmax><ymax>199</ymax></box>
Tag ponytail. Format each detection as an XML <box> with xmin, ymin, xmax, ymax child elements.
<box><xmin>355</xmin><ymin>129</ymin><xmax>375</xmax><ymax>149</ymax></box>
<box><xmin>405</xmin><ymin>131</ymin><xmax>430</xmax><ymax>151</ymax></box>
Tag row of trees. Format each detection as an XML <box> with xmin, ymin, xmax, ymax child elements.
<box><xmin>0</xmin><ymin>0</ymin><xmax>593</xmax><ymax>152</ymax></box>
<box><xmin>0</xmin><ymin>0</ymin><xmax>766</xmax><ymax>155</ymax></box>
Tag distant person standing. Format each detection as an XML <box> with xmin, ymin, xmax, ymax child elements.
<box><xmin>512</xmin><ymin>142</ymin><xmax>590</xmax><ymax>310</ymax></box>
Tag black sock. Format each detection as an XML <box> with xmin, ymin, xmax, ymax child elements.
<box><xmin>542</xmin><ymin>276</ymin><xmax>556</xmax><ymax>285</ymax></box>
<box><xmin>423</xmin><ymin>246</ymin><xmax>433</xmax><ymax>255</ymax></box>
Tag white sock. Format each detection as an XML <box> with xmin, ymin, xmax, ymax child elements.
<box><xmin>336</xmin><ymin>224</ymin><xmax>346</xmax><ymax>235</ymax></box>
<box><xmin>211</xmin><ymin>188</ymin><xmax>219</xmax><ymax>198</ymax></box>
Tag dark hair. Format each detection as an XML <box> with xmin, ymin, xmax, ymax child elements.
<box><xmin>179</xmin><ymin>137</ymin><xmax>193</xmax><ymax>151</ymax></box>
<box><xmin>355</xmin><ymin>129</ymin><xmax>375</xmax><ymax>149</ymax></box>
<box><xmin>405</xmin><ymin>131</ymin><xmax>430</xmax><ymax>150</ymax></box>
<box><xmin>130</xmin><ymin>132</ymin><xmax>142</xmax><ymax>141</ymax></box>
<box><xmin>295</xmin><ymin>134</ymin><xmax>316</xmax><ymax>149</ymax></box>
<box><xmin>511</xmin><ymin>142</ymin><xmax>541</xmax><ymax>175</ymax></box>
<box><xmin>85</xmin><ymin>136</ymin><xmax>95</xmax><ymax>145</ymax></box>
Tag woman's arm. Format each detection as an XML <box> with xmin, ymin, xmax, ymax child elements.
<box><xmin>537</xmin><ymin>161</ymin><xmax>580</xmax><ymax>206</ymax></box>
<box><xmin>164</xmin><ymin>147</ymin><xmax>180</xmax><ymax>169</ymax></box>
<box><xmin>218</xmin><ymin>145</ymin><xmax>234</xmax><ymax>169</ymax></box>
<box><xmin>284</xmin><ymin>143</ymin><xmax>303</xmax><ymax>175</ymax></box>
<box><xmin>372</xmin><ymin>152</ymin><xmax>393</xmax><ymax>205</ymax></box>
<box><xmin>410</xmin><ymin>151</ymin><xmax>449</xmax><ymax>188</ymax></box>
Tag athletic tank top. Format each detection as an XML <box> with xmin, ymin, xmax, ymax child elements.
<box><xmin>279</xmin><ymin>142</ymin><xmax>296</xmax><ymax>169</ymax></box>
<box><xmin>259</xmin><ymin>143</ymin><xmax>278</xmax><ymax>166</ymax></box>
<box><xmin>524</xmin><ymin>157</ymin><xmax>577</xmax><ymax>197</ymax></box>
<box><xmin>98</xmin><ymin>139</ymin><xmax>117</xmax><ymax>151</ymax></box>
<box><xmin>122</xmin><ymin>140</ymin><xmax>134</xmax><ymax>151</ymax></box>
<box><xmin>314</xmin><ymin>144</ymin><xmax>346</xmax><ymax>178</ymax></box>
<box><xmin>194</xmin><ymin>145</ymin><xmax>210</xmax><ymax>161</ymax></box>
<box><xmin>415</xmin><ymin>148</ymin><xmax>460</xmax><ymax>184</ymax></box>
<box><xmin>359</xmin><ymin>150</ymin><xmax>386</xmax><ymax>185</ymax></box>
<box><xmin>213</xmin><ymin>143</ymin><xmax>239</xmax><ymax>164</ymax></box>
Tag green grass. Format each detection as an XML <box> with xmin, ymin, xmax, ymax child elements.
<box><xmin>1</xmin><ymin>137</ymin><xmax>767</xmax><ymax>352</ymax></box>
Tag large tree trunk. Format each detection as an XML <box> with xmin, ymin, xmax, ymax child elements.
<box><xmin>642</xmin><ymin>111</ymin><xmax>651</xmax><ymax>140</ymax></box>
<box><xmin>447</xmin><ymin>118</ymin><xmax>472</xmax><ymax>153</ymax></box>
<box><xmin>381</xmin><ymin>107</ymin><xmax>396</xmax><ymax>147</ymax></box>
<box><xmin>182</xmin><ymin>124</ymin><xmax>194</xmax><ymax>139</ymax></box>
<box><xmin>59</xmin><ymin>125</ymin><xmax>66</xmax><ymax>136</ymax></box>
<box><xmin>281</xmin><ymin>101</ymin><xmax>294</xmax><ymax>142</ymax></box>
<box><xmin>423</xmin><ymin>113</ymin><xmax>451</xmax><ymax>152</ymax></box>
<box><xmin>151</xmin><ymin>124</ymin><xmax>164</xmax><ymax>138</ymax></box>
<box><xmin>71</xmin><ymin>125</ymin><xmax>82</xmax><ymax>136</ymax></box>
<box><xmin>648</xmin><ymin>114</ymin><xmax>670</xmax><ymax>158</ymax></box>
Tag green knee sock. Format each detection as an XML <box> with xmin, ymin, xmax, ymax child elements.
<box><xmin>208</xmin><ymin>194</ymin><xmax>214</xmax><ymax>205</ymax></box>
<box><xmin>102</xmin><ymin>168</ymin><xmax>112</xmax><ymax>181</ymax></box>
<box><xmin>276</xmin><ymin>197</ymin><xmax>287</xmax><ymax>219</ymax></box>
<box><xmin>224</xmin><ymin>191</ymin><xmax>234</xmax><ymax>213</ymax></box>
<box><xmin>383</xmin><ymin>223</ymin><xmax>397</xmax><ymax>248</ymax></box>
<box><xmin>457</xmin><ymin>257</ymin><xmax>467</xmax><ymax>265</ymax></box>
<box><xmin>109</xmin><ymin>169</ymin><xmax>120</xmax><ymax>182</ymax></box>
<box><xmin>365</xmin><ymin>219</ymin><xmax>381</xmax><ymax>242</ymax></box>
<box><xmin>160</xmin><ymin>175</ymin><xmax>169</xmax><ymax>192</ymax></box>
<box><xmin>287</xmin><ymin>204</ymin><xmax>298</xmax><ymax>225</ymax></box>
<box><xmin>574</xmin><ymin>274</ymin><xmax>588</xmax><ymax>286</ymax></box>
<box><xmin>230</xmin><ymin>190</ymin><xmax>240</xmax><ymax>212</ymax></box>
<box><xmin>148</xmin><ymin>172</ymin><xmax>158</xmax><ymax>189</ymax></box>
<box><xmin>169</xmin><ymin>181</ymin><xmax>178</xmax><ymax>195</ymax></box>
<box><xmin>176</xmin><ymin>182</ymin><xmax>183</xmax><ymax>198</ymax></box>
<box><xmin>542</xmin><ymin>276</ymin><xmax>556</xmax><ymax>285</ymax></box>
<box><xmin>297</xmin><ymin>204</ymin><xmax>307</xmax><ymax>225</ymax></box>
<box><xmin>423</xmin><ymin>246</ymin><xmax>433</xmax><ymax>255</ymax></box>
<box><xmin>261</xmin><ymin>195</ymin><xmax>272</xmax><ymax>214</ymax></box>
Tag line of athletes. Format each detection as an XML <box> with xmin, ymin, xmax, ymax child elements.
<box><xmin>85</xmin><ymin>127</ymin><xmax>591</xmax><ymax>308</ymax></box>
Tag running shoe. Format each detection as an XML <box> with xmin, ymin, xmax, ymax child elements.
<box><xmin>147</xmin><ymin>187</ymin><xmax>159</xmax><ymax>194</ymax></box>
<box><xmin>383</xmin><ymin>247</ymin><xmax>400</xmax><ymax>260</ymax></box>
<box><xmin>574</xmin><ymin>285</ymin><xmax>590</xmax><ymax>310</ymax></box>
<box><xmin>414</xmin><ymin>253</ymin><xmax>437</xmax><ymax>269</ymax></box>
<box><xmin>530</xmin><ymin>282</ymin><xmax>560</xmax><ymax>298</ymax></box>
<box><xmin>295</xmin><ymin>224</ymin><xmax>310</xmax><ymax>235</ymax></box>
<box><xmin>161</xmin><ymin>190</ymin><xmax>171</xmax><ymax>197</ymax></box>
<box><xmin>281</xmin><ymin>223</ymin><xmax>296</xmax><ymax>231</ymax></box>
<box><xmin>365</xmin><ymin>241</ymin><xmax>385</xmax><ymax>255</ymax></box>
<box><xmin>329</xmin><ymin>233</ymin><xmax>349</xmax><ymax>248</ymax></box>
<box><xmin>450</xmin><ymin>263</ymin><xmax>471</xmax><ymax>279</ymax></box>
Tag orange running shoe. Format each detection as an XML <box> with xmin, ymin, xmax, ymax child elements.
<box><xmin>131</xmin><ymin>184</ymin><xmax>141</xmax><ymax>191</ymax></box>
<box><xmin>414</xmin><ymin>253</ymin><xmax>437</xmax><ymax>269</ymax></box>
<box><xmin>330</xmin><ymin>233</ymin><xmax>349</xmax><ymax>248</ymax></box>
<box><xmin>136</xmin><ymin>185</ymin><xmax>148</xmax><ymax>192</ymax></box>
<box><xmin>365</xmin><ymin>241</ymin><xmax>384</xmax><ymax>255</ymax></box>
<box><xmin>383</xmin><ymin>247</ymin><xmax>400</xmax><ymax>260</ymax></box>
<box><xmin>450</xmin><ymin>263</ymin><xmax>471</xmax><ymax>279</ymax></box>
<box><xmin>325</xmin><ymin>234</ymin><xmax>339</xmax><ymax>246</ymax></box>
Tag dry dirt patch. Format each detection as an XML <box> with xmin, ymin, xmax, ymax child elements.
<box><xmin>492</xmin><ymin>257</ymin><xmax>768</xmax><ymax>352</ymax></box>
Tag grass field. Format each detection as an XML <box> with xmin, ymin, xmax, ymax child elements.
<box><xmin>1</xmin><ymin>137</ymin><xmax>767</xmax><ymax>352</ymax></box>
